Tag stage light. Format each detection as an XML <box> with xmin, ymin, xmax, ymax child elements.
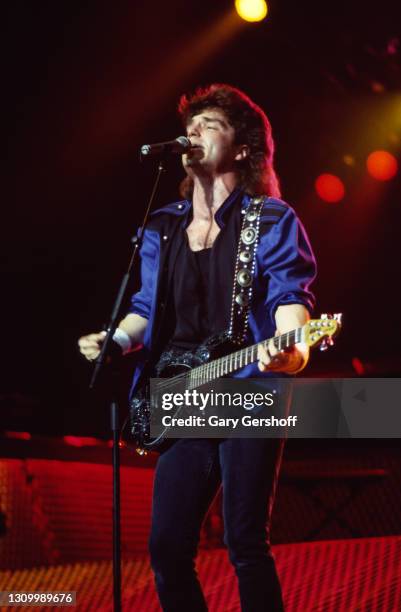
<box><xmin>5</xmin><ymin>431</ymin><xmax>32</xmax><ymax>440</ymax></box>
<box><xmin>235</xmin><ymin>0</ymin><xmax>268</xmax><ymax>22</ymax></box>
<box><xmin>343</xmin><ymin>154</ymin><xmax>355</xmax><ymax>167</ymax></box>
<box><xmin>352</xmin><ymin>357</ymin><xmax>365</xmax><ymax>375</ymax></box>
<box><xmin>366</xmin><ymin>150</ymin><xmax>398</xmax><ymax>181</ymax></box>
<box><xmin>315</xmin><ymin>173</ymin><xmax>345</xmax><ymax>203</ymax></box>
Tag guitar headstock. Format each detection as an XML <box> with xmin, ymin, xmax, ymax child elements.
<box><xmin>303</xmin><ymin>313</ymin><xmax>342</xmax><ymax>350</ymax></box>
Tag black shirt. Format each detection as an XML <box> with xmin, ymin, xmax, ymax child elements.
<box><xmin>163</xmin><ymin>189</ymin><xmax>243</xmax><ymax>353</ymax></box>
<box><xmin>169</xmin><ymin>232</ymin><xmax>211</xmax><ymax>350</ymax></box>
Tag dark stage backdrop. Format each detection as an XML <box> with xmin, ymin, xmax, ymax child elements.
<box><xmin>3</xmin><ymin>0</ymin><xmax>401</xmax><ymax>436</ymax></box>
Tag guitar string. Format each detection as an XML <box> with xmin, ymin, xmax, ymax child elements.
<box><xmin>151</xmin><ymin>322</ymin><xmax>334</xmax><ymax>394</ymax></box>
<box><xmin>152</xmin><ymin>329</ymin><xmax>301</xmax><ymax>393</ymax></box>
<box><xmin>151</xmin><ymin>328</ymin><xmax>304</xmax><ymax>393</ymax></box>
<box><xmin>152</xmin><ymin>339</ymin><xmax>275</xmax><ymax>393</ymax></box>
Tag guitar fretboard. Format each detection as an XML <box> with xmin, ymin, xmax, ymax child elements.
<box><xmin>184</xmin><ymin>327</ymin><xmax>303</xmax><ymax>390</ymax></box>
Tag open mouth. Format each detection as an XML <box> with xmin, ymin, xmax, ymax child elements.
<box><xmin>189</xmin><ymin>142</ymin><xmax>203</xmax><ymax>150</ymax></box>
<box><xmin>187</xmin><ymin>144</ymin><xmax>204</xmax><ymax>157</ymax></box>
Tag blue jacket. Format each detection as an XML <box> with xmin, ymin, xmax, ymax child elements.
<box><xmin>127</xmin><ymin>191</ymin><xmax>316</xmax><ymax>394</ymax></box>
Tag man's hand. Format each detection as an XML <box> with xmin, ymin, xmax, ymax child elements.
<box><xmin>78</xmin><ymin>313</ymin><xmax>148</xmax><ymax>362</ymax></box>
<box><xmin>257</xmin><ymin>340</ymin><xmax>307</xmax><ymax>374</ymax></box>
<box><xmin>257</xmin><ymin>303</ymin><xmax>310</xmax><ymax>374</ymax></box>
<box><xmin>78</xmin><ymin>331</ymin><xmax>107</xmax><ymax>362</ymax></box>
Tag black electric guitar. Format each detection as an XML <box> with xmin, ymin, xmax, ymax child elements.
<box><xmin>128</xmin><ymin>314</ymin><xmax>342</xmax><ymax>454</ymax></box>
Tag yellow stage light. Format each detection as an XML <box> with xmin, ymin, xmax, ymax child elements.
<box><xmin>235</xmin><ymin>0</ymin><xmax>268</xmax><ymax>23</ymax></box>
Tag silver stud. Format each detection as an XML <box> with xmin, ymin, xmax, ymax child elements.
<box><xmin>163</xmin><ymin>235</ymin><xmax>168</xmax><ymax>241</ymax></box>
<box><xmin>177</xmin><ymin>203</ymin><xmax>183</xmax><ymax>209</ymax></box>
<box><xmin>241</xmin><ymin>227</ymin><xmax>257</xmax><ymax>245</ymax></box>
<box><xmin>237</xmin><ymin>269</ymin><xmax>252</xmax><ymax>287</ymax></box>
<box><xmin>240</xmin><ymin>250</ymin><xmax>252</xmax><ymax>263</ymax></box>
<box><xmin>235</xmin><ymin>293</ymin><xmax>249</xmax><ymax>306</ymax></box>
<box><xmin>246</xmin><ymin>210</ymin><xmax>258</xmax><ymax>222</ymax></box>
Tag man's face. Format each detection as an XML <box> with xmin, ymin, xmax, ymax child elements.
<box><xmin>182</xmin><ymin>108</ymin><xmax>246</xmax><ymax>177</ymax></box>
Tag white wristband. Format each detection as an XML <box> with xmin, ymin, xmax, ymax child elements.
<box><xmin>112</xmin><ymin>328</ymin><xmax>132</xmax><ymax>355</ymax></box>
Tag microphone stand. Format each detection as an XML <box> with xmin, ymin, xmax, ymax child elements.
<box><xmin>89</xmin><ymin>159</ymin><xmax>166</xmax><ymax>612</ymax></box>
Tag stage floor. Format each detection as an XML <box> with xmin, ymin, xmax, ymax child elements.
<box><xmin>1</xmin><ymin>536</ymin><xmax>400</xmax><ymax>611</ymax></box>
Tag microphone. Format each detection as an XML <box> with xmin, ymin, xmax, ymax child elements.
<box><xmin>140</xmin><ymin>136</ymin><xmax>192</xmax><ymax>156</ymax></box>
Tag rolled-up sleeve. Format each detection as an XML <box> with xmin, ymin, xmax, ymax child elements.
<box><xmin>257</xmin><ymin>205</ymin><xmax>317</xmax><ymax>329</ymax></box>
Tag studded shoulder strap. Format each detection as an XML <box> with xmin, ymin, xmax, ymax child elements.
<box><xmin>228</xmin><ymin>196</ymin><xmax>266</xmax><ymax>345</ymax></box>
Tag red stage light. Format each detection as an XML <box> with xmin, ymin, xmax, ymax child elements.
<box><xmin>62</xmin><ymin>436</ymin><xmax>102</xmax><ymax>447</ymax></box>
<box><xmin>352</xmin><ymin>357</ymin><xmax>365</xmax><ymax>375</ymax></box>
<box><xmin>315</xmin><ymin>173</ymin><xmax>345</xmax><ymax>203</ymax></box>
<box><xmin>5</xmin><ymin>431</ymin><xmax>32</xmax><ymax>440</ymax></box>
<box><xmin>366</xmin><ymin>150</ymin><xmax>398</xmax><ymax>181</ymax></box>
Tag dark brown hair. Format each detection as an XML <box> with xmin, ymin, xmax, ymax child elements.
<box><xmin>178</xmin><ymin>83</ymin><xmax>281</xmax><ymax>199</ymax></box>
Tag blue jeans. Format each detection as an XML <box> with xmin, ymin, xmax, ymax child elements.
<box><xmin>149</xmin><ymin>437</ymin><xmax>285</xmax><ymax>611</ymax></box>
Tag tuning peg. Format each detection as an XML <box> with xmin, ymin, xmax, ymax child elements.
<box><xmin>319</xmin><ymin>338</ymin><xmax>328</xmax><ymax>351</ymax></box>
<box><xmin>333</xmin><ymin>313</ymin><xmax>343</xmax><ymax>325</ymax></box>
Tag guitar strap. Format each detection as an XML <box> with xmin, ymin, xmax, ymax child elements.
<box><xmin>228</xmin><ymin>196</ymin><xmax>266</xmax><ymax>345</ymax></box>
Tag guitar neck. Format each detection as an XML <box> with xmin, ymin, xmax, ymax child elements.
<box><xmin>186</xmin><ymin>327</ymin><xmax>303</xmax><ymax>390</ymax></box>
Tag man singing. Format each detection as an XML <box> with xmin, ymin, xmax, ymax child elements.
<box><xmin>79</xmin><ymin>84</ymin><xmax>316</xmax><ymax>611</ymax></box>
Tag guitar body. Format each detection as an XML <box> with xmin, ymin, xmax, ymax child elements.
<box><xmin>129</xmin><ymin>332</ymin><xmax>238</xmax><ymax>453</ymax></box>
